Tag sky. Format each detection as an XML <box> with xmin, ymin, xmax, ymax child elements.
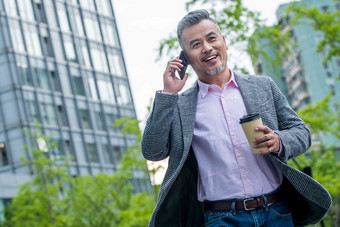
<box><xmin>112</xmin><ymin>0</ymin><xmax>291</xmax><ymax>125</ymax></box>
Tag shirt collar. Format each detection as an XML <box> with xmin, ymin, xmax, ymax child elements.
<box><xmin>197</xmin><ymin>70</ymin><xmax>239</xmax><ymax>98</ymax></box>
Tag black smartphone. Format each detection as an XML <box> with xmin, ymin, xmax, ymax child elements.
<box><xmin>178</xmin><ymin>51</ymin><xmax>188</xmax><ymax>80</ymax></box>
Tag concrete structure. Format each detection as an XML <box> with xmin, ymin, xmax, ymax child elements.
<box><xmin>0</xmin><ymin>0</ymin><xmax>148</xmax><ymax>208</ymax></box>
<box><xmin>252</xmin><ymin>0</ymin><xmax>340</xmax><ymax>148</ymax></box>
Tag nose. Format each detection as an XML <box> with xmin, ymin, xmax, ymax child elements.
<box><xmin>202</xmin><ymin>41</ymin><xmax>213</xmax><ymax>53</ymax></box>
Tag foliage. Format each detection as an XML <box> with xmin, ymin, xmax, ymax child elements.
<box><xmin>289</xmin><ymin>94</ymin><xmax>340</xmax><ymax>226</ymax></box>
<box><xmin>1</xmin><ymin>119</ymin><xmax>155</xmax><ymax>227</ymax></box>
<box><xmin>286</xmin><ymin>0</ymin><xmax>340</xmax><ymax>63</ymax></box>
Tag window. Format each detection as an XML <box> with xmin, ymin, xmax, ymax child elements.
<box><xmin>8</xmin><ymin>20</ymin><xmax>25</xmax><ymax>53</ymax></box>
<box><xmin>81</xmin><ymin>44</ymin><xmax>91</xmax><ymax>67</ymax></box>
<box><xmin>106</xmin><ymin>113</ymin><xmax>119</xmax><ymax>132</ymax></box>
<box><xmin>50</xmin><ymin>140</ymin><xmax>65</xmax><ymax>160</ymax></box>
<box><xmin>98</xmin><ymin>79</ymin><xmax>115</xmax><ymax>103</ymax></box>
<box><xmin>90</xmin><ymin>45</ymin><xmax>108</xmax><ymax>72</ymax></box>
<box><xmin>17</xmin><ymin>0</ymin><xmax>35</xmax><ymax>21</ymax></box>
<box><xmin>57</xmin><ymin>3</ymin><xmax>71</xmax><ymax>32</ymax></box>
<box><xmin>95</xmin><ymin>112</ymin><xmax>105</xmax><ymax>130</ymax></box>
<box><xmin>113</xmin><ymin>145</ymin><xmax>122</xmax><ymax>164</ymax></box>
<box><xmin>57</xmin><ymin>105</ymin><xmax>68</xmax><ymax>126</ymax></box>
<box><xmin>88</xmin><ymin>77</ymin><xmax>99</xmax><ymax>100</ymax></box>
<box><xmin>80</xmin><ymin>0</ymin><xmax>95</xmax><ymax>11</ymax></box>
<box><xmin>34</xmin><ymin>67</ymin><xmax>50</xmax><ymax>90</ymax></box>
<box><xmin>69</xmin><ymin>7</ymin><xmax>85</xmax><ymax>37</ymax></box>
<box><xmin>96</xmin><ymin>0</ymin><xmax>111</xmax><ymax>16</ymax></box>
<box><xmin>102</xmin><ymin>144</ymin><xmax>114</xmax><ymax>164</ymax></box>
<box><xmin>101</xmin><ymin>21</ymin><xmax>118</xmax><ymax>47</ymax></box>
<box><xmin>72</xmin><ymin>76</ymin><xmax>85</xmax><ymax>96</ymax></box>
<box><xmin>42</xmin><ymin>36</ymin><xmax>54</xmax><ymax>57</ymax></box>
<box><xmin>17</xmin><ymin>61</ymin><xmax>31</xmax><ymax>86</ymax></box>
<box><xmin>0</xmin><ymin>143</ymin><xmax>9</xmax><ymax>167</ymax></box>
<box><xmin>34</xmin><ymin>1</ymin><xmax>47</xmax><ymax>23</ymax></box>
<box><xmin>26</xmin><ymin>100</ymin><xmax>39</xmax><ymax>122</ymax></box>
<box><xmin>84</xmin><ymin>14</ymin><xmax>101</xmax><ymax>42</ymax></box>
<box><xmin>114</xmin><ymin>81</ymin><xmax>132</xmax><ymax>106</ymax></box>
<box><xmin>23</xmin><ymin>24</ymin><xmax>43</xmax><ymax>56</ymax></box>
<box><xmin>79</xmin><ymin>109</ymin><xmax>92</xmax><ymax>129</ymax></box>
<box><xmin>4</xmin><ymin>0</ymin><xmax>18</xmax><ymax>16</ymax></box>
<box><xmin>40</xmin><ymin>103</ymin><xmax>58</xmax><ymax>126</ymax></box>
<box><xmin>64</xmin><ymin>40</ymin><xmax>77</xmax><ymax>63</ymax></box>
<box><xmin>64</xmin><ymin>140</ymin><xmax>75</xmax><ymax>160</ymax></box>
<box><xmin>87</xmin><ymin>143</ymin><xmax>99</xmax><ymax>163</ymax></box>
<box><xmin>50</xmin><ymin>71</ymin><xmax>61</xmax><ymax>92</ymax></box>
<box><xmin>108</xmin><ymin>52</ymin><xmax>125</xmax><ymax>77</ymax></box>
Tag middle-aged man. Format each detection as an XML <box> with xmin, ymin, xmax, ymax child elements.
<box><xmin>142</xmin><ymin>9</ymin><xmax>331</xmax><ymax>227</ymax></box>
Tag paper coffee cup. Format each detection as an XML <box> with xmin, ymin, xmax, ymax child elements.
<box><xmin>240</xmin><ymin>113</ymin><xmax>268</xmax><ymax>154</ymax></box>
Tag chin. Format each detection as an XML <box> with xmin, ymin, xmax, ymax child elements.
<box><xmin>205</xmin><ymin>64</ymin><xmax>225</xmax><ymax>76</ymax></box>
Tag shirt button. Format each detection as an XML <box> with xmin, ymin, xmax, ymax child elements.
<box><xmin>221</xmin><ymin>95</ymin><xmax>224</xmax><ymax>98</ymax></box>
<box><xmin>243</xmin><ymin>174</ymin><xmax>247</xmax><ymax>178</ymax></box>
<box><xmin>237</xmin><ymin>153</ymin><xmax>242</xmax><ymax>157</ymax></box>
<box><xmin>231</xmin><ymin>132</ymin><xmax>236</xmax><ymax>136</ymax></box>
<box><xmin>226</xmin><ymin>112</ymin><xmax>231</xmax><ymax>117</ymax></box>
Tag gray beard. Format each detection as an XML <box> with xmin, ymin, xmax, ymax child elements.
<box><xmin>205</xmin><ymin>64</ymin><xmax>226</xmax><ymax>76</ymax></box>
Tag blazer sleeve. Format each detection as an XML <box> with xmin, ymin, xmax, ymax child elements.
<box><xmin>141</xmin><ymin>91</ymin><xmax>178</xmax><ymax>161</ymax></box>
<box><xmin>269</xmin><ymin>78</ymin><xmax>312</xmax><ymax>162</ymax></box>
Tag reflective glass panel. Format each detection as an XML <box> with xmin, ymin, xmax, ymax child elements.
<box><xmin>9</xmin><ymin>20</ymin><xmax>25</xmax><ymax>52</ymax></box>
<box><xmin>57</xmin><ymin>3</ymin><xmax>71</xmax><ymax>32</ymax></box>
<box><xmin>79</xmin><ymin>109</ymin><xmax>92</xmax><ymax>129</ymax></box>
<box><xmin>87</xmin><ymin>143</ymin><xmax>99</xmax><ymax>163</ymax></box>
<box><xmin>17</xmin><ymin>0</ymin><xmax>35</xmax><ymax>20</ymax></box>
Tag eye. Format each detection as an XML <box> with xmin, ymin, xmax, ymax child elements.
<box><xmin>208</xmin><ymin>36</ymin><xmax>217</xmax><ymax>41</ymax></box>
<box><xmin>192</xmin><ymin>42</ymin><xmax>201</xmax><ymax>48</ymax></box>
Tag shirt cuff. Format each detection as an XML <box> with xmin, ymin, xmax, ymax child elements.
<box><xmin>277</xmin><ymin>137</ymin><xmax>284</xmax><ymax>158</ymax></box>
<box><xmin>158</xmin><ymin>90</ymin><xmax>177</xmax><ymax>95</ymax></box>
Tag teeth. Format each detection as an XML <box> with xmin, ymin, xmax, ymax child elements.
<box><xmin>205</xmin><ymin>55</ymin><xmax>216</xmax><ymax>61</ymax></box>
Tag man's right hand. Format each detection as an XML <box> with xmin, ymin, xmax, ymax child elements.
<box><xmin>163</xmin><ymin>57</ymin><xmax>188</xmax><ymax>94</ymax></box>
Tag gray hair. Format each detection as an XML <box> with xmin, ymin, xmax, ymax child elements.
<box><xmin>177</xmin><ymin>9</ymin><xmax>219</xmax><ymax>48</ymax></box>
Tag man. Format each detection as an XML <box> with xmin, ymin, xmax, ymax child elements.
<box><xmin>142</xmin><ymin>9</ymin><xmax>331</xmax><ymax>227</ymax></box>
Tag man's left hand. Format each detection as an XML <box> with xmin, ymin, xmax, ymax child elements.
<box><xmin>253</xmin><ymin>126</ymin><xmax>280</xmax><ymax>155</ymax></box>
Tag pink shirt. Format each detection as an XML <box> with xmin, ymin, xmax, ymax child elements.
<box><xmin>192</xmin><ymin>71</ymin><xmax>283</xmax><ymax>202</ymax></box>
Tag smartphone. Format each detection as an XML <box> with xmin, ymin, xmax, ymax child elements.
<box><xmin>178</xmin><ymin>51</ymin><xmax>188</xmax><ymax>80</ymax></box>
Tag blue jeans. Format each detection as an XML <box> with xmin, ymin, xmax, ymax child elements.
<box><xmin>204</xmin><ymin>200</ymin><xmax>294</xmax><ymax>227</ymax></box>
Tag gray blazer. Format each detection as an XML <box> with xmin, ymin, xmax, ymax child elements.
<box><xmin>142</xmin><ymin>72</ymin><xmax>331</xmax><ymax>227</ymax></box>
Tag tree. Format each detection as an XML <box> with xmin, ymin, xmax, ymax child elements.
<box><xmin>286</xmin><ymin>0</ymin><xmax>340</xmax><ymax>63</ymax></box>
<box><xmin>1</xmin><ymin>119</ymin><xmax>155</xmax><ymax>227</ymax></box>
<box><xmin>289</xmin><ymin>94</ymin><xmax>340</xmax><ymax>226</ymax></box>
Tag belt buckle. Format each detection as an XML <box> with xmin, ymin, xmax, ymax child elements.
<box><xmin>243</xmin><ymin>198</ymin><xmax>256</xmax><ymax>211</ymax></box>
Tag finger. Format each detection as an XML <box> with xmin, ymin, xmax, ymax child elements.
<box><xmin>255</xmin><ymin>125</ymin><xmax>271</xmax><ymax>134</ymax></box>
<box><xmin>253</xmin><ymin>133</ymin><xmax>271</xmax><ymax>144</ymax></box>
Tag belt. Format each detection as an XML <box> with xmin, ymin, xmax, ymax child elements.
<box><xmin>204</xmin><ymin>194</ymin><xmax>281</xmax><ymax>211</ymax></box>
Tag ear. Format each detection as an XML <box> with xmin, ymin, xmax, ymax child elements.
<box><xmin>222</xmin><ymin>36</ymin><xmax>228</xmax><ymax>50</ymax></box>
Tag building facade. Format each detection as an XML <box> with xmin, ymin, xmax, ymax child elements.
<box><xmin>252</xmin><ymin>0</ymin><xmax>340</xmax><ymax>147</ymax></box>
<box><xmin>0</xmin><ymin>0</ymin><xmax>147</xmax><ymax>208</ymax></box>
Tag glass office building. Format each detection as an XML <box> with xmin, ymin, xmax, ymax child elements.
<box><xmin>0</xmin><ymin>0</ymin><xmax>148</xmax><ymax>205</ymax></box>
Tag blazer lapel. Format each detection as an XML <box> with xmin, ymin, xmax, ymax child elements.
<box><xmin>178</xmin><ymin>82</ymin><xmax>199</xmax><ymax>154</ymax></box>
<box><xmin>234</xmin><ymin>72</ymin><xmax>260</xmax><ymax>115</ymax></box>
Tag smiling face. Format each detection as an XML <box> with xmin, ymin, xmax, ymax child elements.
<box><xmin>181</xmin><ymin>19</ymin><xmax>228</xmax><ymax>82</ymax></box>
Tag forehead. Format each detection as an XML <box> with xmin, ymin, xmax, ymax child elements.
<box><xmin>181</xmin><ymin>19</ymin><xmax>220</xmax><ymax>43</ymax></box>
